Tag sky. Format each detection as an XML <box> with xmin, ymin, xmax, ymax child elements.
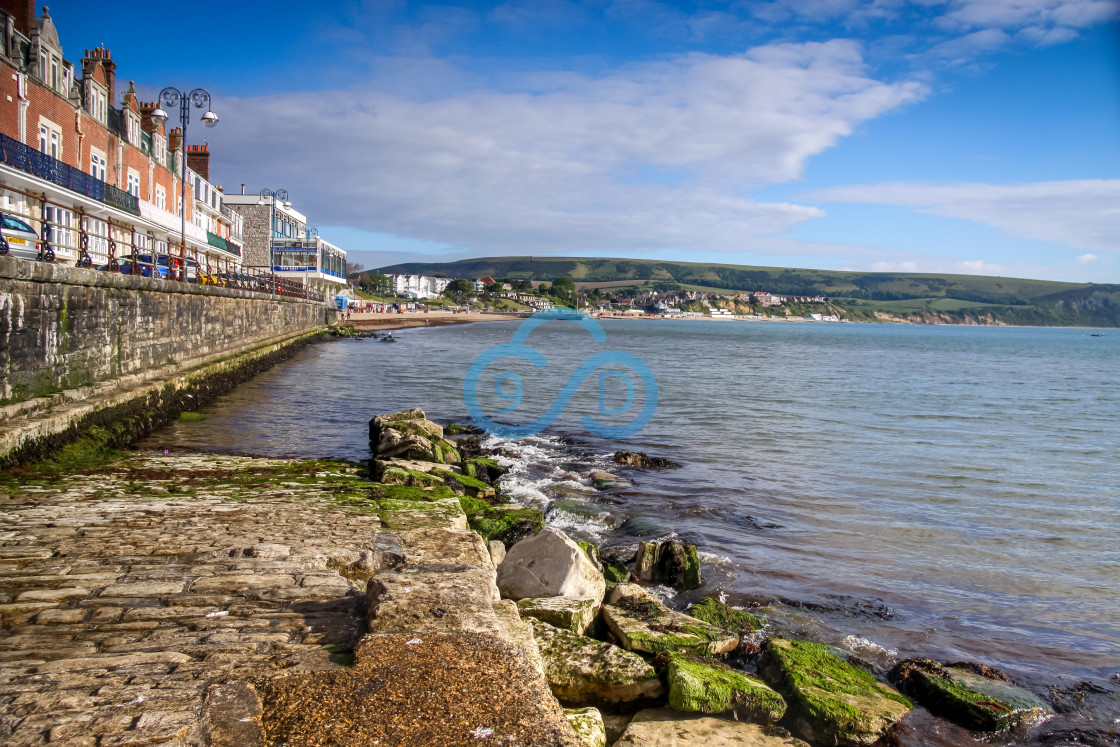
<box><xmin>49</xmin><ymin>0</ymin><xmax>1120</xmax><ymax>281</ymax></box>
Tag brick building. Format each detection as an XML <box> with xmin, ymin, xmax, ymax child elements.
<box><xmin>0</xmin><ymin>2</ymin><xmax>242</xmax><ymax>272</ymax></box>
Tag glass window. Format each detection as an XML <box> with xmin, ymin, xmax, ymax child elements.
<box><xmin>49</xmin><ymin>131</ymin><xmax>59</xmax><ymax>159</ymax></box>
<box><xmin>51</xmin><ymin>57</ymin><xmax>59</xmax><ymax>90</ymax></box>
<box><xmin>39</xmin><ymin>124</ymin><xmax>48</xmax><ymax>153</ymax></box>
<box><xmin>2</xmin><ymin>215</ymin><xmax>33</xmax><ymax>232</ymax></box>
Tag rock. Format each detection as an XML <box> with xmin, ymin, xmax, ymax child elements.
<box><xmin>663</xmin><ymin>652</ymin><xmax>786</xmax><ymax>724</ymax></box>
<box><xmin>633</xmin><ymin>540</ymin><xmax>702</xmax><ymax>591</ymax></box>
<box><xmin>590</xmin><ymin>471</ymin><xmax>631</xmax><ymax>490</ymax></box>
<box><xmin>760</xmin><ymin>638</ymin><xmax>911</xmax><ymax>746</ymax></box>
<box><xmin>366</xmin><ymin>564</ymin><xmax>504</xmax><ymax>635</ymax></box>
<box><xmin>488</xmin><ymin>540</ymin><xmax>506</xmax><ymax>566</ymax></box>
<box><xmin>613</xmin><ymin>450</ymin><xmax>681</xmax><ymax>470</ymax></box>
<box><xmin>602</xmin><ymin>587</ymin><xmax>737</xmax><ymax>657</ymax></box>
<box><xmin>378</xmin><ymin>496</ymin><xmax>468</xmax><ymax>531</ymax></box>
<box><xmin>686</xmin><ymin>597</ymin><xmax>765</xmax><ymax>633</ymax></box>
<box><xmin>497</xmin><ymin>528</ymin><xmax>606</xmax><ymax>602</ymax></box>
<box><xmin>518</xmin><ymin>596</ymin><xmax>599</xmax><ymax>635</ymax></box>
<box><xmin>529</xmin><ymin>618</ymin><xmax>664</xmax><ymax>705</ymax></box>
<box><xmin>890</xmin><ymin>659</ymin><xmax>1052</xmax><ymax>732</ymax></box>
<box><xmin>375</xmin><ymin>427</ymin><xmax>439</xmax><ymax>463</ymax></box>
<box><xmin>432</xmin><ymin>467</ymin><xmax>495</xmax><ymax>498</ymax></box>
<box><xmin>602</xmin><ymin>713</ymin><xmax>633</xmax><ymax>745</ymax></box>
<box><xmin>397</xmin><ymin>528</ymin><xmax>493</xmax><ymax>570</ymax></box>
<box><xmin>576</xmin><ymin>541</ymin><xmax>603</xmax><ymax>572</ymax></box>
<box><xmin>465</xmin><ymin>457</ymin><xmax>507</xmax><ymax>482</ymax></box>
<box><xmin>467</xmin><ymin>503</ymin><xmax>546</xmax><ymax>548</ymax></box>
<box><xmin>564</xmin><ymin>707</ymin><xmax>607</xmax><ymax>747</ymax></box>
<box><xmin>492</xmin><ymin>599</ymin><xmax>546</xmax><ymax>676</ymax></box>
<box><xmin>614</xmin><ymin>708</ymin><xmax>810</xmax><ymax>746</ymax></box>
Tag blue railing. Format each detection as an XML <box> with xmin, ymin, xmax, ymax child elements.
<box><xmin>0</xmin><ymin>134</ymin><xmax>140</xmax><ymax>216</ymax></box>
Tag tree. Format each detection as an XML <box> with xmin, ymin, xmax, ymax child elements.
<box><xmin>444</xmin><ymin>278</ymin><xmax>474</xmax><ymax>304</ymax></box>
<box><xmin>551</xmin><ymin>276</ymin><xmax>576</xmax><ymax>306</ymax></box>
<box><xmin>485</xmin><ymin>282</ymin><xmax>504</xmax><ymax>295</ymax></box>
<box><xmin>360</xmin><ymin>273</ymin><xmax>392</xmax><ymax>296</ymax></box>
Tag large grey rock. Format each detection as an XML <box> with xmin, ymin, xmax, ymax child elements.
<box><xmin>366</xmin><ymin>564</ymin><xmax>502</xmax><ymax>635</ymax></box>
<box><xmin>529</xmin><ymin>618</ymin><xmax>663</xmax><ymax>706</ymax></box>
<box><xmin>603</xmin><ymin>586</ymin><xmax>737</xmax><ymax>657</ymax></box>
<box><xmin>497</xmin><ymin>527</ymin><xmax>606</xmax><ymax>602</ymax></box>
<box><xmin>614</xmin><ymin>708</ymin><xmax>810</xmax><ymax>746</ymax></box>
<box><xmin>398</xmin><ymin>528</ymin><xmax>493</xmax><ymax>570</ymax></box>
<box><xmin>517</xmin><ymin>596</ymin><xmax>599</xmax><ymax>635</ymax></box>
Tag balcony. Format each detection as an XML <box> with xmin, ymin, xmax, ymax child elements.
<box><xmin>207</xmin><ymin>230</ymin><xmax>241</xmax><ymax>258</ymax></box>
<box><xmin>0</xmin><ymin>133</ymin><xmax>140</xmax><ymax>216</ymax></box>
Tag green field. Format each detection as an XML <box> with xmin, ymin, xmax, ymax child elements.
<box><xmin>371</xmin><ymin>256</ymin><xmax>1120</xmax><ymax>327</ymax></box>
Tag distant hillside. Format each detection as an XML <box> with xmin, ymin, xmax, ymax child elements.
<box><xmin>373</xmin><ymin>256</ymin><xmax>1120</xmax><ymax>327</ymax></box>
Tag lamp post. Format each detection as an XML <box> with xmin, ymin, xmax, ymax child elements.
<box><xmin>259</xmin><ymin>188</ymin><xmax>289</xmax><ymax>289</ymax></box>
<box><xmin>149</xmin><ymin>88</ymin><xmax>218</xmax><ymax>281</ymax></box>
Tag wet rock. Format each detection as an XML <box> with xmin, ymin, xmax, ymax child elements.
<box><xmin>564</xmin><ymin>707</ymin><xmax>607</xmax><ymax>747</ymax></box>
<box><xmin>465</xmin><ymin>457</ymin><xmax>507</xmax><ymax>482</ymax></box>
<box><xmin>529</xmin><ymin>618</ymin><xmax>664</xmax><ymax>705</ymax></box>
<box><xmin>602</xmin><ymin>586</ymin><xmax>737</xmax><ymax>657</ymax></box>
<box><xmin>614</xmin><ymin>708</ymin><xmax>810</xmax><ymax>746</ymax></box>
<box><xmin>517</xmin><ymin>596</ymin><xmax>599</xmax><ymax>635</ymax></box>
<box><xmin>613</xmin><ymin>451</ymin><xmax>681</xmax><ymax>470</ymax></box>
<box><xmin>891</xmin><ymin>658</ymin><xmax>1052</xmax><ymax>732</ymax></box>
<box><xmin>633</xmin><ymin>540</ymin><xmax>703</xmax><ymax>591</ymax></box>
<box><xmin>466</xmin><ymin>503</ymin><xmax>546</xmax><ymax>548</ymax></box>
<box><xmin>760</xmin><ymin>638</ymin><xmax>911</xmax><ymax>746</ymax></box>
<box><xmin>686</xmin><ymin>597</ymin><xmax>765</xmax><ymax>633</ymax></box>
<box><xmin>497</xmin><ymin>528</ymin><xmax>606</xmax><ymax>602</ymax></box>
<box><xmin>590</xmin><ymin>471</ymin><xmax>631</xmax><ymax>491</ymax></box>
<box><xmin>375</xmin><ymin>427</ymin><xmax>439</xmax><ymax>463</ymax></box>
<box><xmin>663</xmin><ymin>651</ymin><xmax>786</xmax><ymax>724</ymax></box>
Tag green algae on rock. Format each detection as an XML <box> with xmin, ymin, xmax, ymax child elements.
<box><xmin>602</xmin><ymin>586</ymin><xmax>737</xmax><ymax>657</ymax></box>
<box><xmin>529</xmin><ymin>618</ymin><xmax>664</xmax><ymax>706</ymax></box>
<box><xmin>663</xmin><ymin>652</ymin><xmax>786</xmax><ymax>724</ymax></box>
<box><xmin>466</xmin><ymin>504</ymin><xmax>546</xmax><ymax>548</ymax></box>
<box><xmin>686</xmin><ymin>597</ymin><xmax>765</xmax><ymax>633</ymax></box>
<box><xmin>760</xmin><ymin>638</ymin><xmax>911</xmax><ymax>746</ymax></box>
<box><xmin>518</xmin><ymin>597</ymin><xmax>599</xmax><ymax>635</ymax></box>
<box><xmin>891</xmin><ymin>659</ymin><xmax>1052</xmax><ymax>732</ymax></box>
<box><xmin>564</xmin><ymin>707</ymin><xmax>608</xmax><ymax>747</ymax></box>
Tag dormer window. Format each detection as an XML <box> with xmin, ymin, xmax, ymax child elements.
<box><xmin>51</xmin><ymin>56</ymin><xmax>59</xmax><ymax>90</ymax></box>
<box><xmin>126</xmin><ymin>113</ymin><xmax>141</xmax><ymax>146</ymax></box>
<box><xmin>89</xmin><ymin>85</ymin><xmax>108</xmax><ymax>124</ymax></box>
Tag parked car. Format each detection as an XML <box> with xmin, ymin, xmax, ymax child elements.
<box><xmin>0</xmin><ymin>213</ymin><xmax>43</xmax><ymax>261</ymax></box>
<box><xmin>104</xmin><ymin>254</ymin><xmax>198</xmax><ymax>281</ymax></box>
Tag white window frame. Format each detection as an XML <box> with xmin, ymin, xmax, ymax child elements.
<box><xmin>90</xmin><ymin>148</ymin><xmax>107</xmax><ymax>181</ymax></box>
<box><xmin>155</xmin><ymin>185</ymin><xmax>166</xmax><ymax>210</ymax></box>
<box><xmin>126</xmin><ymin>169</ymin><xmax>141</xmax><ymax>198</ymax></box>
<box><xmin>38</xmin><ymin>117</ymin><xmax>62</xmax><ymax>160</ymax></box>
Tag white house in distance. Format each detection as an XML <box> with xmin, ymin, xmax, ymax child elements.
<box><xmin>390</xmin><ymin>274</ymin><xmax>450</xmax><ymax>299</ymax></box>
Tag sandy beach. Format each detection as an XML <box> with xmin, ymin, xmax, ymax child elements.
<box><xmin>346</xmin><ymin>309</ymin><xmax>524</xmax><ymax>331</ymax></box>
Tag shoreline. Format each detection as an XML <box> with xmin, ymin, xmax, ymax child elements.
<box><xmin>347</xmin><ymin>309</ymin><xmax>521</xmax><ymax>331</ymax></box>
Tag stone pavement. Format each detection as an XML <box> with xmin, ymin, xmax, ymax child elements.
<box><xmin>0</xmin><ymin>452</ymin><xmax>577</xmax><ymax>746</ymax></box>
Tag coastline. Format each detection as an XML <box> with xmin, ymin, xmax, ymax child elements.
<box><xmin>347</xmin><ymin>309</ymin><xmax>520</xmax><ymax>331</ymax></box>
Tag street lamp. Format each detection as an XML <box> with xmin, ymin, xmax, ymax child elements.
<box><xmin>150</xmin><ymin>88</ymin><xmax>217</xmax><ymax>281</ymax></box>
<box><xmin>258</xmin><ymin>188</ymin><xmax>288</xmax><ymax>281</ymax></box>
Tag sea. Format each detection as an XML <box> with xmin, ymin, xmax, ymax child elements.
<box><xmin>145</xmin><ymin>318</ymin><xmax>1120</xmax><ymax>744</ymax></box>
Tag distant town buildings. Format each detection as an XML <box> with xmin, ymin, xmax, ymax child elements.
<box><xmin>388</xmin><ymin>273</ymin><xmax>450</xmax><ymax>299</ymax></box>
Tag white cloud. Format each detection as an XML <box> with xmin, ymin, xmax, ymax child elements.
<box><xmin>955</xmin><ymin>259</ymin><xmax>1005</xmax><ymax>274</ymax></box>
<box><xmin>871</xmin><ymin>260</ymin><xmax>920</xmax><ymax>271</ymax></box>
<box><xmin>938</xmin><ymin>0</ymin><xmax>1119</xmax><ymax>31</ymax></box>
<box><xmin>1075</xmin><ymin>253</ymin><xmax>1099</xmax><ymax>264</ymax></box>
<box><xmin>807</xmin><ymin>180</ymin><xmax>1120</xmax><ymax>254</ymax></box>
<box><xmin>210</xmin><ymin>42</ymin><xmax>924</xmax><ymax>255</ymax></box>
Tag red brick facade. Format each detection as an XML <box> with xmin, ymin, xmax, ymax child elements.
<box><xmin>0</xmin><ymin>4</ymin><xmax>239</xmax><ymax>272</ymax></box>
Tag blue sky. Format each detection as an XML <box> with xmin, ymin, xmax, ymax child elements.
<box><xmin>50</xmin><ymin>0</ymin><xmax>1120</xmax><ymax>280</ymax></box>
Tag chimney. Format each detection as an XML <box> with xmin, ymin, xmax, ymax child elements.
<box><xmin>80</xmin><ymin>45</ymin><xmax>116</xmax><ymax>107</ymax></box>
<box><xmin>186</xmin><ymin>142</ymin><xmax>210</xmax><ymax>181</ymax></box>
<box><xmin>1</xmin><ymin>0</ymin><xmax>36</xmax><ymax>37</ymax></box>
<box><xmin>138</xmin><ymin>100</ymin><xmax>164</xmax><ymax>135</ymax></box>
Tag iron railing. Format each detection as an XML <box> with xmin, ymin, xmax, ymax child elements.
<box><xmin>0</xmin><ymin>134</ymin><xmax>141</xmax><ymax>216</ymax></box>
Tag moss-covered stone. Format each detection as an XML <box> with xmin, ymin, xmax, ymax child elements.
<box><xmin>466</xmin><ymin>457</ymin><xmax>506</xmax><ymax>482</ymax></box>
<box><xmin>576</xmin><ymin>541</ymin><xmax>602</xmax><ymax>570</ymax></box>
<box><xmin>891</xmin><ymin>659</ymin><xmax>1051</xmax><ymax>732</ymax></box>
<box><xmin>431</xmin><ymin>468</ymin><xmax>495</xmax><ymax>498</ymax></box>
<box><xmin>686</xmin><ymin>597</ymin><xmax>765</xmax><ymax>633</ymax></box>
<box><xmin>563</xmin><ymin>708</ymin><xmax>607</xmax><ymax>747</ymax></box>
<box><xmin>529</xmin><ymin>618</ymin><xmax>664</xmax><ymax>706</ymax></box>
<box><xmin>178</xmin><ymin>411</ymin><xmax>206</xmax><ymax>422</ymax></box>
<box><xmin>377</xmin><ymin>465</ymin><xmax>445</xmax><ymax>488</ymax></box>
<box><xmin>664</xmin><ymin>652</ymin><xmax>786</xmax><ymax>724</ymax></box>
<box><xmin>518</xmin><ymin>597</ymin><xmax>599</xmax><ymax>635</ymax></box>
<box><xmin>602</xmin><ymin>561</ymin><xmax>630</xmax><ymax>585</ymax></box>
<box><xmin>466</xmin><ymin>505</ymin><xmax>545</xmax><ymax>548</ymax></box>
<box><xmin>445</xmin><ymin>423</ymin><xmax>470</xmax><ymax>435</ymax></box>
<box><xmin>760</xmin><ymin>639</ymin><xmax>911</xmax><ymax>746</ymax></box>
<box><xmin>602</xmin><ymin>590</ymin><xmax>738</xmax><ymax>657</ymax></box>
<box><xmin>378</xmin><ymin>497</ymin><xmax>467</xmax><ymax>531</ymax></box>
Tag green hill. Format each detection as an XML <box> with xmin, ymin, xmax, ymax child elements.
<box><xmin>373</xmin><ymin>256</ymin><xmax>1120</xmax><ymax>327</ymax></box>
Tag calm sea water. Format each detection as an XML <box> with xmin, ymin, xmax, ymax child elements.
<box><xmin>147</xmin><ymin>318</ymin><xmax>1120</xmax><ymax>738</ymax></box>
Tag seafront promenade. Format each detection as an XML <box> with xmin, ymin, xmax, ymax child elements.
<box><xmin>0</xmin><ymin>451</ymin><xmax>578</xmax><ymax>746</ymax></box>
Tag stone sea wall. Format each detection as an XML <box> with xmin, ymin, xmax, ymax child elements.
<box><xmin>0</xmin><ymin>255</ymin><xmax>337</xmax><ymax>467</ymax></box>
